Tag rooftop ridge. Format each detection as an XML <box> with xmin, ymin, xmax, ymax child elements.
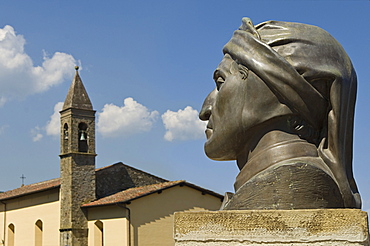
<box><xmin>120</xmin><ymin>162</ymin><xmax>169</xmax><ymax>182</ymax></box>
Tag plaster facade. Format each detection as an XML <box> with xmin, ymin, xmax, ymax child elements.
<box><xmin>0</xmin><ymin>189</ymin><xmax>60</xmax><ymax>246</ymax></box>
<box><xmin>128</xmin><ymin>185</ymin><xmax>221</xmax><ymax>246</ymax></box>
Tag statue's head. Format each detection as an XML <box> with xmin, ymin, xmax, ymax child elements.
<box><xmin>200</xmin><ymin>18</ymin><xmax>355</xmax><ymax>160</ymax></box>
<box><xmin>199</xmin><ymin>53</ymin><xmax>293</xmax><ymax>161</ymax></box>
<box><xmin>200</xmin><ymin>18</ymin><xmax>360</xmax><ymax>208</ymax></box>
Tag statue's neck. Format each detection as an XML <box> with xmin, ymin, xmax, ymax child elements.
<box><xmin>235</xmin><ymin>120</ymin><xmax>319</xmax><ymax>191</ymax></box>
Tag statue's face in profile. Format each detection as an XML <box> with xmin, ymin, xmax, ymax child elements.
<box><xmin>199</xmin><ymin>54</ymin><xmax>291</xmax><ymax>161</ymax></box>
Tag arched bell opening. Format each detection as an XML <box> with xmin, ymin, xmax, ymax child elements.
<box><xmin>78</xmin><ymin>122</ymin><xmax>88</xmax><ymax>153</ymax></box>
<box><xmin>63</xmin><ymin>123</ymin><xmax>69</xmax><ymax>153</ymax></box>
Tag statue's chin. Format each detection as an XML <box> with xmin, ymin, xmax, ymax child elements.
<box><xmin>204</xmin><ymin>138</ymin><xmax>237</xmax><ymax>161</ymax></box>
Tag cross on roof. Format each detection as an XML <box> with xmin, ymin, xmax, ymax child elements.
<box><xmin>20</xmin><ymin>174</ymin><xmax>26</xmax><ymax>186</ymax></box>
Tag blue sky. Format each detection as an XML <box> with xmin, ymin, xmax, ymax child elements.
<box><xmin>0</xmin><ymin>1</ymin><xmax>369</xmax><ymax>210</ymax></box>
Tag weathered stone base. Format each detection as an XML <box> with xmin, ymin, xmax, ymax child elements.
<box><xmin>174</xmin><ymin>209</ymin><xmax>369</xmax><ymax>245</ymax></box>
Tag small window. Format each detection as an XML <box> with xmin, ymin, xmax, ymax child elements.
<box><xmin>8</xmin><ymin>223</ymin><xmax>15</xmax><ymax>246</ymax></box>
<box><xmin>78</xmin><ymin>122</ymin><xmax>88</xmax><ymax>152</ymax></box>
<box><xmin>94</xmin><ymin>220</ymin><xmax>103</xmax><ymax>246</ymax></box>
<box><xmin>35</xmin><ymin>220</ymin><xmax>43</xmax><ymax>246</ymax></box>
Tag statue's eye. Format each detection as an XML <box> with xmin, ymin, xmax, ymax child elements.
<box><xmin>216</xmin><ymin>76</ymin><xmax>225</xmax><ymax>91</ymax></box>
<box><xmin>214</xmin><ymin>69</ymin><xmax>226</xmax><ymax>91</ymax></box>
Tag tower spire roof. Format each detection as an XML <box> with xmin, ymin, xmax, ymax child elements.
<box><xmin>62</xmin><ymin>66</ymin><xmax>93</xmax><ymax>110</ymax></box>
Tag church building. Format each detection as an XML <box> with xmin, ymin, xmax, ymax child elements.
<box><xmin>0</xmin><ymin>67</ymin><xmax>223</xmax><ymax>246</ymax></box>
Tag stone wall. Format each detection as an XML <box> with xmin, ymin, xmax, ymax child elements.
<box><xmin>60</xmin><ymin>154</ymin><xmax>96</xmax><ymax>229</ymax></box>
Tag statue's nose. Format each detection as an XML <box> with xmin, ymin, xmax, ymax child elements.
<box><xmin>199</xmin><ymin>104</ymin><xmax>212</xmax><ymax>121</ymax></box>
<box><xmin>199</xmin><ymin>89</ymin><xmax>217</xmax><ymax>121</ymax></box>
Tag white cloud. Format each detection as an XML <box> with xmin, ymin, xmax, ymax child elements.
<box><xmin>45</xmin><ymin>102</ymin><xmax>64</xmax><ymax>136</ymax></box>
<box><xmin>30</xmin><ymin>102</ymin><xmax>63</xmax><ymax>141</ymax></box>
<box><xmin>34</xmin><ymin>133</ymin><xmax>43</xmax><ymax>142</ymax></box>
<box><xmin>0</xmin><ymin>25</ymin><xmax>76</xmax><ymax>105</ymax></box>
<box><xmin>33</xmin><ymin>101</ymin><xmax>205</xmax><ymax>142</ymax></box>
<box><xmin>31</xmin><ymin>126</ymin><xmax>43</xmax><ymax>142</ymax></box>
<box><xmin>162</xmin><ymin>106</ymin><xmax>206</xmax><ymax>141</ymax></box>
<box><xmin>97</xmin><ymin>97</ymin><xmax>159</xmax><ymax>138</ymax></box>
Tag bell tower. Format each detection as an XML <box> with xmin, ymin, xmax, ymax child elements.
<box><xmin>59</xmin><ymin>66</ymin><xmax>96</xmax><ymax>246</ymax></box>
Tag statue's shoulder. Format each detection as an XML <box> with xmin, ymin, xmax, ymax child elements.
<box><xmin>223</xmin><ymin>162</ymin><xmax>344</xmax><ymax>210</ymax></box>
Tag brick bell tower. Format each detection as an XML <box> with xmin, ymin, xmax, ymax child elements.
<box><xmin>59</xmin><ymin>66</ymin><xmax>96</xmax><ymax>246</ymax></box>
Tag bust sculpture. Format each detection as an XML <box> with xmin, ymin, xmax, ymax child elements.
<box><xmin>199</xmin><ymin>18</ymin><xmax>361</xmax><ymax>210</ymax></box>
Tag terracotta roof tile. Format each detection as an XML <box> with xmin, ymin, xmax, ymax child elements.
<box><xmin>82</xmin><ymin>180</ymin><xmax>223</xmax><ymax>207</ymax></box>
<box><xmin>0</xmin><ymin>178</ymin><xmax>60</xmax><ymax>201</ymax></box>
<box><xmin>82</xmin><ymin>180</ymin><xmax>185</xmax><ymax>207</ymax></box>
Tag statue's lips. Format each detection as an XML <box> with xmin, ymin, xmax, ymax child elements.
<box><xmin>205</xmin><ymin>128</ymin><xmax>213</xmax><ymax>139</ymax></box>
<box><xmin>205</xmin><ymin>120</ymin><xmax>213</xmax><ymax>139</ymax></box>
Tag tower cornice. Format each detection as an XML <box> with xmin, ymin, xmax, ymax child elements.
<box><xmin>60</xmin><ymin>107</ymin><xmax>96</xmax><ymax>117</ymax></box>
<box><xmin>59</xmin><ymin>152</ymin><xmax>98</xmax><ymax>158</ymax></box>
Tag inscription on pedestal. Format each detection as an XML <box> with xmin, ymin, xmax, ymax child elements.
<box><xmin>174</xmin><ymin>210</ymin><xmax>369</xmax><ymax>245</ymax></box>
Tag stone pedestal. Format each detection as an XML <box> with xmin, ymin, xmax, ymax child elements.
<box><xmin>174</xmin><ymin>209</ymin><xmax>369</xmax><ymax>245</ymax></box>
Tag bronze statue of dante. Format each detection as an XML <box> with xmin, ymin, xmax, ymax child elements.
<box><xmin>199</xmin><ymin>18</ymin><xmax>361</xmax><ymax>210</ymax></box>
